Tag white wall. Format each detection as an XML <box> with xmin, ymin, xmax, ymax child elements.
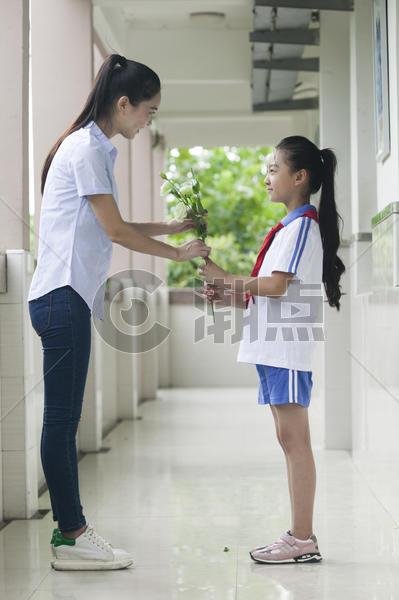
<box><xmin>349</xmin><ymin>0</ymin><xmax>399</xmax><ymax>522</ymax></box>
<box><xmin>375</xmin><ymin>0</ymin><xmax>399</xmax><ymax>212</ymax></box>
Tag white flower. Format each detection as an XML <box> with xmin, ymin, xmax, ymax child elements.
<box><xmin>172</xmin><ymin>203</ymin><xmax>187</xmax><ymax>222</ymax></box>
<box><xmin>160</xmin><ymin>181</ymin><xmax>173</xmax><ymax>196</ymax></box>
<box><xmin>179</xmin><ymin>183</ymin><xmax>194</xmax><ymax>198</ymax></box>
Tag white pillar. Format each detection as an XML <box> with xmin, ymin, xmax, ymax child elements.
<box><xmin>0</xmin><ymin>1</ymin><xmax>37</xmax><ymax>520</ymax></box>
<box><xmin>152</xmin><ymin>140</ymin><xmax>167</xmax><ymax>283</ymax></box>
<box><xmin>131</xmin><ymin>128</ymin><xmax>154</xmax><ymax>274</ymax></box>
<box><xmin>110</xmin><ymin>137</ymin><xmax>133</xmax><ymax>275</ymax></box>
<box><xmin>349</xmin><ymin>1</ymin><xmax>376</xmax><ymax>295</ymax></box>
<box><xmin>78</xmin><ymin>324</ymin><xmax>103</xmax><ymax>452</ymax></box>
<box><xmin>116</xmin><ymin>279</ymin><xmax>140</xmax><ymax>419</ymax></box>
<box><xmin>319</xmin><ymin>11</ymin><xmax>352</xmax><ymax>450</ymax></box>
<box><xmin>31</xmin><ymin>1</ymin><xmax>104</xmax><ymax>453</ymax></box>
<box><xmin>31</xmin><ymin>0</ymin><xmax>93</xmax><ymax>258</ymax></box>
<box><xmin>0</xmin><ymin>1</ymin><xmax>30</xmax><ymax>253</ymax></box>
<box><xmin>350</xmin><ymin>0</ymin><xmax>377</xmax><ymax>234</ymax></box>
<box><xmin>152</xmin><ymin>141</ymin><xmax>171</xmax><ymax>388</ymax></box>
<box><xmin>130</xmin><ymin>128</ymin><xmax>160</xmax><ymax>402</ymax></box>
<box><xmin>107</xmin><ymin>137</ymin><xmax>138</xmax><ymax>420</ymax></box>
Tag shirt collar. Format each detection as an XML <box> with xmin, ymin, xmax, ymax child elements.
<box><xmin>281</xmin><ymin>203</ymin><xmax>317</xmax><ymax>227</ymax></box>
<box><xmin>84</xmin><ymin>120</ymin><xmax>118</xmax><ymax>161</ymax></box>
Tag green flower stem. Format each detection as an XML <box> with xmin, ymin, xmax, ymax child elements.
<box><xmin>162</xmin><ymin>170</ymin><xmax>215</xmax><ymax>323</ymax></box>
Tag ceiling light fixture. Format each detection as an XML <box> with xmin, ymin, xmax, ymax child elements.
<box><xmin>189</xmin><ymin>12</ymin><xmax>226</xmax><ymax>26</ymax></box>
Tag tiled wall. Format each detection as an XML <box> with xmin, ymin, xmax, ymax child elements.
<box><xmin>0</xmin><ymin>251</ymin><xmax>38</xmax><ymax>519</ymax></box>
<box><xmin>350</xmin><ymin>209</ymin><xmax>399</xmax><ymax>524</ymax></box>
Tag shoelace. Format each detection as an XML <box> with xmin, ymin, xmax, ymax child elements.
<box><xmin>85</xmin><ymin>526</ymin><xmax>113</xmax><ymax>550</ymax></box>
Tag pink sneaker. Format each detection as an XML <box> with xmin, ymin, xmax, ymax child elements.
<box><xmin>249</xmin><ymin>530</ymin><xmax>322</xmax><ymax>564</ymax></box>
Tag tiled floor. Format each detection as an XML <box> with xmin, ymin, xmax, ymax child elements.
<box><xmin>1</xmin><ymin>388</ymin><xmax>399</xmax><ymax>599</ymax></box>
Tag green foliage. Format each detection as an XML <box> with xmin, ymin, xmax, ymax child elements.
<box><xmin>166</xmin><ymin>146</ymin><xmax>286</xmax><ymax>287</ymax></box>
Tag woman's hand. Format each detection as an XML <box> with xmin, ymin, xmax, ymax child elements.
<box><xmin>168</xmin><ymin>217</ymin><xmax>196</xmax><ymax>235</ymax></box>
<box><xmin>176</xmin><ymin>239</ymin><xmax>211</xmax><ymax>262</ymax></box>
<box><xmin>198</xmin><ymin>257</ymin><xmax>228</xmax><ymax>284</ymax></box>
<box><xmin>168</xmin><ymin>210</ymin><xmax>208</xmax><ymax>235</ymax></box>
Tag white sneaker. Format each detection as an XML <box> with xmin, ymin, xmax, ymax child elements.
<box><xmin>51</xmin><ymin>524</ymin><xmax>134</xmax><ymax>571</ymax></box>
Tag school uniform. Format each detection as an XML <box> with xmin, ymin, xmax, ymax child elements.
<box><xmin>237</xmin><ymin>204</ymin><xmax>323</xmax><ymax>407</ymax></box>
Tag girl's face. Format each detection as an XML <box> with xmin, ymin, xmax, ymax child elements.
<box><xmin>264</xmin><ymin>149</ymin><xmax>307</xmax><ymax>204</ymax></box>
<box><xmin>117</xmin><ymin>92</ymin><xmax>161</xmax><ymax>139</ymax></box>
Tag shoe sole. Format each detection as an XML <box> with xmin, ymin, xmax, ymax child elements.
<box><xmin>51</xmin><ymin>558</ymin><xmax>134</xmax><ymax>571</ymax></box>
<box><xmin>249</xmin><ymin>551</ymin><xmax>322</xmax><ymax>564</ymax></box>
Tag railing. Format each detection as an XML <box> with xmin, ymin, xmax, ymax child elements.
<box><xmin>0</xmin><ymin>253</ymin><xmax>6</xmax><ymax>293</ymax></box>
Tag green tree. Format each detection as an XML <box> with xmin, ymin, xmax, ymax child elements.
<box><xmin>166</xmin><ymin>146</ymin><xmax>286</xmax><ymax>287</ymax></box>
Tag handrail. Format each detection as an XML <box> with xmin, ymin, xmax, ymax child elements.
<box><xmin>0</xmin><ymin>253</ymin><xmax>6</xmax><ymax>293</ymax></box>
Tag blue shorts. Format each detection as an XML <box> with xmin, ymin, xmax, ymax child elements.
<box><xmin>255</xmin><ymin>365</ymin><xmax>313</xmax><ymax>407</ymax></box>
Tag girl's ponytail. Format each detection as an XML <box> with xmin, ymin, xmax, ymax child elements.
<box><xmin>41</xmin><ymin>54</ymin><xmax>160</xmax><ymax>194</ymax></box>
<box><xmin>275</xmin><ymin>135</ymin><xmax>345</xmax><ymax>311</ymax></box>
<box><xmin>319</xmin><ymin>148</ymin><xmax>345</xmax><ymax>310</ymax></box>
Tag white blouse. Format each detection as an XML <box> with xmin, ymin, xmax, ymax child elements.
<box><xmin>28</xmin><ymin>121</ymin><xmax>119</xmax><ymax>320</ymax></box>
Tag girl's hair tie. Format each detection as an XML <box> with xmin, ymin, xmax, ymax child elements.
<box><xmin>116</xmin><ymin>55</ymin><xmax>127</xmax><ymax>68</ymax></box>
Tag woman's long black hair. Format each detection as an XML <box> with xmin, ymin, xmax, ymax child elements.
<box><xmin>276</xmin><ymin>135</ymin><xmax>345</xmax><ymax>310</ymax></box>
<box><xmin>41</xmin><ymin>54</ymin><xmax>161</xmax><ymax>194</ymax></box>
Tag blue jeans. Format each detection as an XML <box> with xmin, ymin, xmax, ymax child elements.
<box><xmin>28</xmin><ymin>285</ymin><xmax>91</xmax><ymax>532</ymax></box>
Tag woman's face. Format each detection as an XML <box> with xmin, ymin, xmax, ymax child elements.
<box><xmin>118</xmin><ymin>91</ymin><xmax>161</xmax><ymax>139</ymax></box>
<box><xmin>264</xmin><ymin>149</ymin><xmax>306</xmax><ymax>204</ymax></box>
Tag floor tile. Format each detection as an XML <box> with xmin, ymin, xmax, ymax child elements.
<box><xmin>1</xmin><ymin>388</ymin><xmax>398</xmax><ymax>599</ymax></box>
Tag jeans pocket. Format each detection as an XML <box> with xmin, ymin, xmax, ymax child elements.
<box><xmin>29</xmin><ymin>293</ymin><xmax>53</xmax><ymax>336</ymax></box>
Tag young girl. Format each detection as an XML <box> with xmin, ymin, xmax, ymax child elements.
<box><xmin>28</xmin><ymin>54</ymin><xmax>210</xmax><ymax>571</ymax></box>
<box><xmin>199</xmin><ymin>135</ymin><xmax>345</xmax><ymax>564</ymax></box>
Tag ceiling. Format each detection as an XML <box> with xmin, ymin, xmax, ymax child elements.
<box><xmin>252</xmin><ymin>5</ymin><xmax>318</xmax><ymax>108</ymax></box>
<box><xmin>91</xmin><ymin>0</ymin><xmax>328</xmax><ymax>146</ymax></box>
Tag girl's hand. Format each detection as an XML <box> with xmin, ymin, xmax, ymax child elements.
<box><xmin>176</xmin><ymin>239</ymin><xmax>211</xmax><ymax>262</ymax></box>
<box><xmin>199</xmin><ymin>283</ymin><xmax>230</xmax><ymax>306</ymax></box>
<box><xmin>198</xmin><ymin>257</ymin><xmax>228</xmax><ymax>284</ymax></box>
<box><xmin>199</xmin><ymin>283</ymin><xmax>246</xmax><ymax>309</ymax></box>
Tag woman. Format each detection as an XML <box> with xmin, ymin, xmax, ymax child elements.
<box><xmin>28</xmin><ymin>54</ymin><xmax>210</xmax><ymax>571</ymax></box>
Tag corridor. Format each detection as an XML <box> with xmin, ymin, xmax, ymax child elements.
<box><xmin>1</xmin><ymin>388</ymin><xmax>398</xmax><ymax>599</ymax></box>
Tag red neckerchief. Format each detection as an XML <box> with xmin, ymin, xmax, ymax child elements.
<box><xmin>245</xmin><ymin>208</ymin><xmax>319</xmax><ymax>308</ymax></box>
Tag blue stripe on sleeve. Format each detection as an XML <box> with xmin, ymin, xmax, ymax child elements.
<box><xmin>288</xmin><ymin>218</ymin><xmax>306</xmax><ymax>272</ymax></box>
<box><xmin>291</xmin><ymin>370</ymin><xmax>295</xmax><ymax>404</ymax></box>
<box><xmin>293</xmin><ymin>217</ymin><xmax>311</xmax><ymax>273</ymax></box>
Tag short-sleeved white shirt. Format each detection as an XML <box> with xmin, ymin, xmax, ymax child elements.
<box><xmin>237</xmin><ymin>204</ymin><xmax>323</xmax><ymax>371</ymax></box>
<box><xmin>28</xmin><ymin>121</ymin><xmax>119</xmax><ymax>320</ymax></box>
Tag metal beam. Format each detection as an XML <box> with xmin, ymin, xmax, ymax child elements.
<box><xmin>255</xmin><ymin>0</ymin><xmax>354</xmax><ymax>10</ymax></box>
<box><xmin>253</xmin><ymin>98</ymin><xmax>319</xmax><ymax>111</ymax></box>
<box><xmin>250</xmin><ymin>29</ymin><xmax>319</xmax><ymax>45</ymax></box>
<box><xmin>254</xmin><ymin>57</ymin><xmax>319</xmax><ymax>72</ymax></box>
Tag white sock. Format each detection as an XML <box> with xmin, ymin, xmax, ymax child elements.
<box><xmin>289</xmin><ymin>531</ymin><xmax>310</xmax><ymax>542</ymax></box>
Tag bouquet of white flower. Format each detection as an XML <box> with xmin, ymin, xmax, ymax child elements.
<box><xmin>160</xmin><ymin>169</ymin><xmax>215</xmax><ymax>320</ymax></box>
